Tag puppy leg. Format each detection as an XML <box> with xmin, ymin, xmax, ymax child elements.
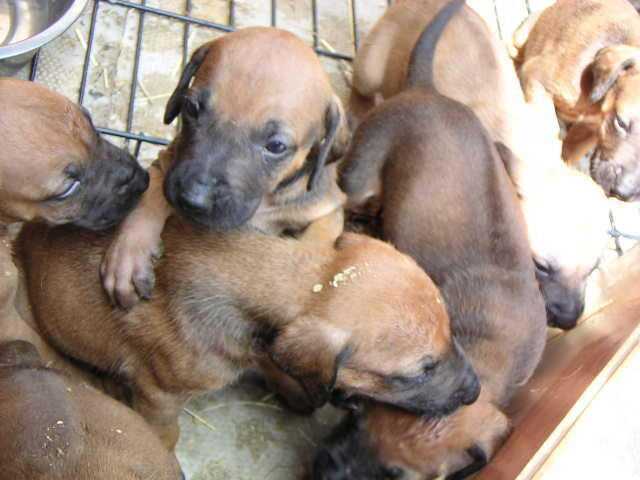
<box><xmin>562</xmin><ymin>123</ymin><xmax>598</xmax><ymax>167</ymax></box>
<box><xmin>299</xmin><ymin>208</ymin><xmax>345</xmax><ymax>245</ymax></box>
<box><xmin>131</xmin><ymin>375</ymin><xmax>185</xmax><ymax>450</ymax></box>
<box><xmin>339</xmin><ymin>117</ymin><xmax>394</xmax><ymax>212</ymax></box>
<box><xmin>101</xmin><ymin>164</ymin><xmax>172</xmax><ymax>310</ymax></box>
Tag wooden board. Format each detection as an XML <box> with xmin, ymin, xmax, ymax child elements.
<box><xmin>476</xmin><ymin>246</ymin><xmax>640</xmax><ymax>479</ymax></box>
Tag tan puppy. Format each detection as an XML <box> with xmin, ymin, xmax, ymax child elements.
<box><xmin>513</xmin><ymin>0</ymin><xmax>640</xmax><ymax>200</ymax></box>
<box><xmin>100</xmin><ymin>27</ymin><xmax>349</xmax><ymax>309</ymax></box>
<box><xmin>349</xmin><ymin>0</ymin><xmax>609</xmax><ymax>329</ymax></box>
<box><xmin>322</xmin><ymin>3</ymin><xmax>546</xmax><ymax>478</ymax></box>
<box><xmin>18</xmin><ymin>220</ymin><xmax>479</xmax><ymax>450</ymax></box>
<box><xmin>0</xmin><ymin>79</ymin><xmax>149</xmax><ymax>373</ymax></box>
<box><xmin>0</xmin><ymin>340</ymin><xmax>183</xmax><ymax>480</ymax></box>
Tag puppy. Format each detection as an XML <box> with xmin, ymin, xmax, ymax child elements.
<box><xmin>18</xmin><ymin>219</ymin><xmax>479</xmax><ymax>450</ymax></box>
<box><xmin>513</xmin><ymin>0</ymin><xmax>640</xmax><ymax>200</ymax></box>
<box><xmin>323</xmin><ymin>2</ymin><xmax>546</xmax><ymax>478</ymax></box>
<box><xmin>100</xmin><ymin>27</ymin><xmax>350</xmax><ymax>309</ymax></box>
<box><xmin>0</xmin><ymin>79</ymin><xmax>148</xmax><ymax>374</ymax></box>
<box><xmin>349</xmin><ymin>0</ymin><xmax>609</xmax><ymax>329</ymax></box>
<box><xmin>0</xmin><ymin>79</ymin><xmax>149</xmax><ymax>229</ymax></box>
<box><xmin>0</xmin><ymin>340</ymin><xmax>183</xmax><ymax>480</ymax></box>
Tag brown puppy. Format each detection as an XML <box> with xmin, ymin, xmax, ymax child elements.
<box><xmin>0</xmin><ymin>79</ymin><xmax>148</xmax><ymax>375</ymax></box>
<box><xmin>0</xmin><ymin>340</ymin><xmax>183</xmax><ymax>480</ymax></box>
<box><xmin>323</xmin><ymin>2</ymin><xmax>546</xmax><ymax>478</ymax></box>
<box><xmin>349</xmin><ymin>0</ymin><xmax>609</xmax><ymax>330</ymax></box>
<box><xmin>100</xmin><ymin>27</ymin><xmax>349</xmax><ymax>308</ymax></box>
<box><xmin>0</xmin><ymin>79</ymin><xmax>149</xmax><ymax>229</ymax></box>
<box><xmin>18</xmin><ymin>219</ymin><xmax>479</xmax><ymax>450</ymax></box>
<box><xmin>513</xmin><ymin>0</ymin><xmax>640</xmax><ymax>200</ymax></box>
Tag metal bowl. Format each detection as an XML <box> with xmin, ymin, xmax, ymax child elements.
<box><xmin>0</xmin><ymin>0</ymin><xmax>89</xmax><ymax>75</ymax></box>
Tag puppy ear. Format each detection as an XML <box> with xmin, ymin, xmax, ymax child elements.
<box><xmin>0</xmin><ymin>340</ymin><xmax>42</xmax><ymax>368</ymax></box>
<box><xmin>164</xmin><ymin>43</ymin><xmax>211</xmax><ymax>125</ymax></box>
<box><xmin>308</xmin><ymin>96</ymin><xmax>350</xmax><ymax>192</ymax></box>
<box><xmin>267</xmin><ymin>320</ymin><xmax>351</xmax><ymax>409</ymax></box>
<box><xmin>589</xmin><ymin>45</ymin><xmax>640</xmax><ymax>104</ymax></box>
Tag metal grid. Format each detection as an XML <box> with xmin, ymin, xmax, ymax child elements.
<box><xmin>26</xmin><ymin>0</ymin><xmax>394</xmax><ymax>157</ymax></box>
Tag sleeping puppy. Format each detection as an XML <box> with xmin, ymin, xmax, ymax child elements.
<box><xmin>0</xmin><ymin>340</ymin><xmax>183</xmax><ymax>480</ymax></box>
<box><xmin>0</xmin><ymin>79</ymin><xmax>149</xmax><ymax>229</ymax></box>
<box><xmin>513</xmin><ymin>0</ymin><xmax>640</xmax><ymax>200</ymax></box>
<box><xmin>18</xmin><ymin>219</ymin><xmax>479</xmax><ymax>450</ymax></box>
<box><xmin>0</xmin><ymin>79</ymin><xmax>148</xmax><ymax>377</ymax></box>
<box><xmin>348</xmin><ymin>0</ymin><xmax>609</xmax><ymax>330</ymax></box>
<box><xmin>100</xmin><ymin>27</ymin><xmax>349</xmax><ymax>309</ymax></box>
<box><xmin>322</xmin><ymin>2</ymin><xmax>547</xmax><ymax>478</ymax></box>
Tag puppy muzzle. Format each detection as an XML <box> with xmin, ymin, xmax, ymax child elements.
<box><xmin>74</xmin><ymin>140</ymin><xmax>149</xmax><ymax>230</ymax></box>
<box><xmin>165</xmin><ymin>168</ymin><xmax>262</xmax><ymax>230</ymax></box>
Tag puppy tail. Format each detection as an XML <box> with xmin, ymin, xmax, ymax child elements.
<box><xmin>406</xmin><ymin>0</ymin><xmax>466</xmax><ymax>91</ymax></box>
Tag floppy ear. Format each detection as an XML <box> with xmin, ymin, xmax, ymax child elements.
<box><xmin>164</xmin><ymin>43</ymin><xmax>211</xmax><ymax>125</ymax></box>
<box><xmin>267</xmin><ymin>320</ymin><xmax>351</xmax><ymax>409</ymax></box>
<box><xmin>308</xmin><ymin>96</ymin><xmax>350</xmax><ymax>191</ymax></box>
<box><xmin>589</xmin><ymin>45</ymin><xmax>640</xmax><ymax>104</ymax></box>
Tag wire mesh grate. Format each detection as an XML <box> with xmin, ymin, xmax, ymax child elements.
<box><xmin>27</xmin><ymin>0</ymin><xmax>368</xmax><ymax>158</ymax></box>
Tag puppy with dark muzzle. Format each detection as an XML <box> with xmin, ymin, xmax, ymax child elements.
<box><xmin>99</xmin><ymin>27</ymin><xmax>349</xmax><ymax>309</ymax></box>
<box><xmin>0</xmin><ymin>79</ymin><xmax>149</xmax><ymax>230</ymax></box>
<box><xmin>18</xmin><ymin>215</ymin><xmax>479</xmax><ymax>450</ymax></box>
<box><xmin>0</xmin><ymin>79</ymin><xmax>148</xmax><ymax>375</ymax></box>
<box><xmin>0</xmin><ymin>340</ymin><xmax>183</xmax><ymax>480</ymax></box>
<box><xmin>317</xmin><ymin>2</ymin><xmax>547</xmax><ymax>478</ymax></box>
<box><xmin>512</xmin><ymin>0</ymin><xmax>640</xmax><ymax>201</ymax></box>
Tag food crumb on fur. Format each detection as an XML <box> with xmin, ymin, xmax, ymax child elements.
<box><xmin>329</xmin><ymin>266</ymin><xmax>359</xmax><ymax>288</ymax></box>
<box><xmin>312</xmin><ymin>284</ymin><xmax>323</xmax><ymax>293</ymax></box>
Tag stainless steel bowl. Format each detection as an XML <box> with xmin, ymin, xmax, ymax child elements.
<box><xmin>0</xmin><ymin>0</ymin><xmax>89</xmax><ymax>76</ymax></box>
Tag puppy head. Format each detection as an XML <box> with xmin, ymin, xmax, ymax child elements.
<box><xmin>266</xmin><ymin>234</ymin><xmax>479</xmax><ymax>415</ymax></box>
<box><xmin>313</xmin><ymin>396</ymin><xmax>510</xmax><ymax>480</ymax></box>
<box><xmin>587</xmin><ymin>46</ymin><xmax>640</xmax><ymax>201</ymax></box>
<box><xmin>0</xmin><ymin>79</ymin><xmax>149</xmax><ymax>230</ymax></box>
<box><xmin>502</xmin><ymin>146</ymin><xmax>609</xmax><ymax>330</ymax></box>
<box><xmin>163</xmin><ymin>28</ymin><xmax>349</xmax><ymax>229</ymax></box>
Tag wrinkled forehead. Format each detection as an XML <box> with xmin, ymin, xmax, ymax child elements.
<box><xmin>193</xmin><ymin>32</ymin><xmax>332</xmax><ymax>128</ymax></box>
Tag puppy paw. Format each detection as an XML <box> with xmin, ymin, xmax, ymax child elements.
<box><xmin>100</xmin><ymin>226</ymin><xmax>163</xmax><ymax>310</ymax></box>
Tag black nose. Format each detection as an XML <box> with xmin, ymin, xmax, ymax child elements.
<box><xmin>547</xmin><ymin>301</ymin><xmax>584</xmax><ymax>330</ymax></box>
<box><xmin>177</xmin><ymin>180</ymin><xmax>211</xmax><ymax>216</ymax></box>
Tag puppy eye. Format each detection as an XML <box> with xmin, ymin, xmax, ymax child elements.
<box><xmin>53</xmin><ymin>180</ymin><xmax>81</xmax><ymax>201</ymax></box>
<box><xmin>264</xmin><ymin>139</ymin><xmax>288</xmax><ymax>155</ymax></box>
<box><xmin>423</xmin><ymin>357</ymin><xmax>438</xmax><ymax>372</ymax></box>
<box><xmin>533</xmin><ymin>258</ymin><xmax>552</xmax><ymax>277</ymax></box>
<box><xmin>613</xmin><ymin>114</ymin><xmax>630</xmax><ymax>134</ymax></box>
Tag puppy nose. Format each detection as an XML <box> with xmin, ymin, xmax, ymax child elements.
<box><xmin>177</xmin><ymin>181</ymin><xmax>211</xmax><ymax>216</ymax></box>
<box><xmin>547</xmin><ymin>300</ymin><xmax>584</xmax><ymax>330</ymax></box>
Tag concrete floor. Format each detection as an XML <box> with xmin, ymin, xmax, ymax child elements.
<box><xmin>8</xmin><ymin>1</ymin><xmax>640</xmax><ymax>478</ymax></box>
